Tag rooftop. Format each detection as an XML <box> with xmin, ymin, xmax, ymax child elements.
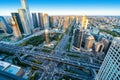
<box><xmin>0</xmin><ymin>61</ymin><xmax>10</xmax><ymax>70</ymax></box>
<box><xmin>5</xmin><ymin>65</ymin><xmax>21</xmax><ymax>75</ymax></box>
<box><xmin>0</xmin><ymin>60</ymin><xmax>22</xmax><ymax>75</ymax></box>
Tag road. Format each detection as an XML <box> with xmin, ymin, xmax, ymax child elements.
<box><xmin>0</xmin><ymin>19</ymin><xmax>100</xmax><ymax>80</ymax></box>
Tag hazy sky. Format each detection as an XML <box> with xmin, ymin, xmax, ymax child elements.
<box><xmin>0</xmin><ymin>0</ymin><xmax>120</xmax><ymax>16</ymax></box>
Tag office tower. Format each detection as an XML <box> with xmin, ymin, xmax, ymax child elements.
<box><xmin>11</xmin><ymin>13</ymin><xmax>24</xmax><ymax>34</ymax></box>
<box><xmin>76</xmin><ymin>17</ymin><xmax>79</xmax><ymax>24</ymax></box>
<box><xmin>85</xmin><ymin>35</ymin><xmax>94</xmax><ymax>50</ymax></box>
<box><xmin>18</xmin><ymin>9</ymin><xmax>31</xmax><ymax>35</ymax></box>
<box><xmin>32</xmin><ymin>13</ymin><xmax>38</xmax><ymax>28</ymax></box>
<box><xmin>20</xmin><ymin>0</ymin><xmax>34</xmax><ymax>30</ymax></box>
<box><xmin>95</xmin><ymin>42</ymin><xmax>104</xmax><ymax>52</ymax></box>
<box><xmin>81</xmin><ymin>32</ymin><xmax>94</xmax><ymax>50</ymax></box>
<box><xmin>73</xmin><ymin>29</ymin><xmax>83</xmax><ymax>50</ymax></box>
<box><xmin>0</xmin><ymin>16</ymin><xmax>12</xmax><ymax>34</ymax></box>
<box><xmin>58</xmin><ymin>19</ymin><xmax>61</xmax><ymax>29</ymax></box>
<box><xmin>45</xmin><ymin>29</ymin><xmax>50</xmax><ymax>45</ymax></box>
<box><xmin>0</xmin><ymin>22</ymin><xmax>7</xmax><ymax>33</ymax></box>
<box><xmin>63</xmin><ymin>21</ymin><xmax>67</xmax><ymax>30</ymax></box>
<box><xmin>11</xmin><ymin>19</ymin><xmax>22</xmax><ymax>38</ymax></box>
<box><xmin>81</xmin><ymin>16</ymin><xmax>88</xmax><ymax>29</ymax></box>
<box><xmin>66</xmin><ymin>16</ymin><xmax>70</xmax><ymax>25</ymax></box>
<box><xmin>43</xmin><ymin>13</ymin><xmax>49</xmax><ymax>29</ymax></box>
<box><xmin>96</xmin><ymin>37</ymin><xmax>120</xmax><ymax>80</ymax></box>
<box><xmin>49</xmin><ymin>16</ymin><xmax>54</xmax><ymax>28</ymax></box>
<box><xmin>102</xmin><ymin>38</ymin><xmax>111</xmax><ymax>54</ymax></box>
<box><xmin>38</xmin><ymin>13</ymin><xmax>44</xmax><ymax>29</ymax></box>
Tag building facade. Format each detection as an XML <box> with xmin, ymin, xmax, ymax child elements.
<box><xmin>11</xmin><ymin>19</ymin><xmax>22</xmax><ymax>38</ymax></box>
<box><xmin>95</xmin><ymin>42</ymin><xmax>104</xmax><ymax>52</ymax></box>
<box><xmin>0</xmin><ymin>16</ymin><xmax>12</xmax><ymax>34</ymax></box>
<box><xmin>73</xmin><ymin>29</ymin><xmax>83</xmax><ymax>50</ymax></box>
<box><xmin>96</xmin><ymin>37</ymin><xmax>120</xmax><ymax>80</ymax></box>
<box><xmin>11</xmin><ymin>13</ymin><xmax>24</xmax><ymax>34</ymax></box>
<box><xmin>18</xmin><ymin>9</ymin><xmax>31</xmax><ymax>35</ymax></box>
<box><xmin>81</xmin><ymin>16</ymin><xmax>88</xmax><ymax>29</ymax></box>
<box><xmin>32</xmin><ymin>13</ymin><xmax>38</xmax><ymax>28</ymax></box>
<box><xmin>38</xmin><ymin>13</ymin><xmax>44</xmax><ymax>29</ymax></box>
<box><xmin>20</xmin><ymin>0</ymin><xmax>34</xmax><ymax>30</ymax></box>
<box><xmin>43</xmin><ymin>13</ymin><xmax>49</xmax><ymax>29</ymax></box>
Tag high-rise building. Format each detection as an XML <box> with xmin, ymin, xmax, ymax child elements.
<box><xmin>96</xmin><ymin>37</ymin><xmax>120</xmax><ymax>80</ymax></box>
<box><xmin>11</xmin><ymin>13</ymin><xmax>24</xmax><ymax>34</ymax></box>
<box><xmin>43</xmin><ymin>13</ymin><xmax>49</xmax><ymax>29</ymax></box>
<box><xmin>32</xmin><ymin>13</ymin><xmax>38</xmax><ymax>28</ymax></box>
<box><xmin>0</xmin><ymin>22</ymin><xmax>7</xmax><ymax>33</ymax></box>
<box><xmin>11</xmin><ymin>19</ymin><xmax>22</xmax><ymax>38</ymax></box>
<box><xmin>20</xmin><ymin>0</ymin><xmax>34</xmax><ymax>30</ymax></box>
<box><xmin>85</xmin><ymin>35</ymin><xmax>94</xmax><ymax>50</ymax></box>
<box><xmin>0</xmin><ymin>16</ymin><xmax>12</xmax><ymax>34</ymax></box>
<box><xmin>81</xmin><ymin>31</ymin><xmax>94</xmax><ymax>50</ymax></box>
<box><xmin>76</xmin><ymin>17</ymin><xmax>80</xmax><ymax>25</ymax></box>
<box><xmin>49</xmin><ymin>16</ymin><xmax>54</xmax><ymax>28</ymax></box>
<box><xmin>38</xmin><ymin>13</ymin><xmax>44</xmax><ymax>29</ymax></box>
<box><xmin>102</xmin><ymin>38</ymin><xmax>111</xmax><ymax>54</ymax></box>
<box><xmin>73</xmin><ymin>29</ymin><xmax>83</xmax><ymax>50</ymax></box>
<box><xmin>73</xmin><ymin>28</ymin><xmax>94</xmax><ymax>51</ymax></box>
<box><xmin>18</xmin><ymin>9</ymin><xmax>31</xmax><ymax>35</ymax></box>
<box><xmin>45</xmin><ymin>29</ymin><xmax>50</xmax><ymax>45</ymax></box>
<box><xmin>63</xmin><ymin>21</ymin><xmax>67</xmax><ymax>31</ymax></box>
<box><xmin>81</xmin><ymin>16</ymin><xmax>88</xmax><ymax>29</ymax></box>
<box><xmin>95</xmin><ymin>42</ymin><xmax>104</xmax><ymax>52</ymax></box>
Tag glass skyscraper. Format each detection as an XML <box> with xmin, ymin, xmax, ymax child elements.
<box><xmin>96</xmin><ymin>37</ymin><xmax>120</xmax><ymax>80</ymax></box>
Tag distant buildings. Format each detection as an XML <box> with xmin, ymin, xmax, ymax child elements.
<box><xmin>81</xmin><ymin>16</ymin><xmax>88</xmax><ymax>29</ymax></box>
<box><xmin>73</xmin><ymin>16</ymin><xmax>94</xmax><ymax>51</ymax></box>
<box><xmin>32</xmin><ymin>13</ymin><xmax>38</xmax><ymax>28</ymax></box>
<box><xmin>18</xmin><ymin>9</ymin><xmax>31</xmax><ymax>35</ymax></box>
<box><xmin>96</xmin><ymin>37</ymin><xmax>120</xmax><ymax>80</ymax></box>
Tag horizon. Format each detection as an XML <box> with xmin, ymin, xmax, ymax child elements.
<box><xmin>0</xmin><ymin>0</ymin><xmax>120</xmax><ymax>16</ymax></box>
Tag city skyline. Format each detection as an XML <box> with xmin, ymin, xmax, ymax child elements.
<box><xmin>0</xmin><ymin>0</ymin><xmax>120</xmax><ymax>80</ymax></box>
<box><xmin>1</xmin><ymin>0</ymin><xmax>120</xmax><ymax>16</ymax></box>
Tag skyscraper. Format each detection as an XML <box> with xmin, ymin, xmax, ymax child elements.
<box><xmin>95</xmin><ymin>42</ymin><xmax>104</xmax><ymax>52</ymax></box>
<box><xmin>11</xmin><ymin>19</ymin><xmax>22</xmax><ymax>38</ymax></box>
<box><xmin>18</xmin><ymin>9</ymin><xmax>31</xmax><ymax>35</ymax></box>
<box><xmin>0</xmin><ymin>16</ymin><xmax>12</xmax><ymax>34</ymax></box>
<box><xmin>84</xmin><ymin>35</ymin><xmax>94</xmax><ymax>50</ymax></box>
<box><xmin>45</xmin><ymin>29</ymin><xmax>50</xmax><ymax>46</ymax></box>
<box><xmin>49</xmin><ymin>16</ymin><xmax>54</xmax><ymax>28</ymax></box>
<box><xmin>81</xmin><ymin>16</ymin><xmax>88</xmax><ymax>29</ymax></box>
<box><xmin>96</xmin><ymin>37</ymin><xmax>120</xmax><ymax>80</ymax></box>
<box><xmin>38</xmin><ymin>13</ymin><xmax>44</xmax><ymax>29</ymax></box>
<box><xmin>43</xmin><ymin>13</ymin><xmax>49</xmax><ymax>29</ymax></box>
<box><xmin>0</xmin><ymin>22</ymin><xmax>7</xmax><ymax>33</ymax></box>
<box><xmin>20</xmin><ymin>0</ymin><xmax>34</xmax><ymax>30</ymax></box>
<box><xmin>32</xmin><ymin>13</ymin><xmax>38</xmax><ymax>28</ymax></box>
<box><xmin>11</xmin><ymin>13</ymin><xmax>24</xmax><ymax>34</ymax></box>
<box><xmin>73</xmin><ymin>29</ymin><xmax>83</xmax><ymax>50</ymax></box>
